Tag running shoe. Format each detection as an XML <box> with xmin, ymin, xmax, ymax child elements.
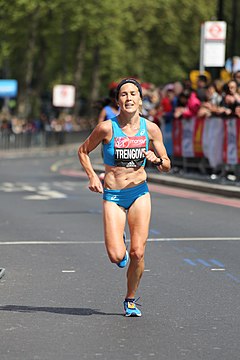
<box><xmin>117</xmin><ymin>250</ymin><xmax>129</xmax><ymax>268</ymax></box>
<box><xmin>123</xmin><ymin>298</ymin><xmax>142</xmax><ymax>317</ymax></box>
<box><xmin>117</xmin><ymin>232</ymin><xmax>129</xmax><ymax>268</ymax></box>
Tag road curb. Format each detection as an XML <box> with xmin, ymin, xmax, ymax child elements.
<box><xmin>1</xmin><ymin>143</ymin><xmax>239</xmax><ymax>198</ymax></box>
<box><xmin>93</xmin><ymin>163</ymin><xmax>240</xmax><ymax>198</ymax></box>
<box><xmin>146</xmin><ymin>172</ymin><xmax>240</xmax><ymax>198</ymax></box>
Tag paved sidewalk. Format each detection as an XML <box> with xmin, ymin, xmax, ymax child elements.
<box><xmin>1</xmin><ymin>143</ymin><xmax>240</xmax><ymax>198</ymax></box>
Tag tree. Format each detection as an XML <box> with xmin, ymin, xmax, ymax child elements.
<box><xmin>1</xmin><ymin>0</ymin><xmax>238</xmax><ymax>120</ymax></box>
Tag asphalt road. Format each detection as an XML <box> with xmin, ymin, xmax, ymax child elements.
<box><xmin>0</xmin><ymin>150</ymin><xmax>240</xmax><ymax>360</ymax></box>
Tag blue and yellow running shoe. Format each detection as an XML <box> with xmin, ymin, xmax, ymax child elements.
<box><xmin>117</xmin><ymin>232</ymin><xmax>129</xmax><ymax>268</ymax></box>
<box><xmin>123</xmin><ymin>298</ymin><xmax>142</xmax><ymax>317</ymax></box>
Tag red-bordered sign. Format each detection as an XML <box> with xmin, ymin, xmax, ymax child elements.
<box><xmin>53</xmin><ymin>85</ymin><xmax>75</xmax><ymax>107</ymax></box>
<box><xmin>204</xmin><ymin>21</ymin><xmax>226</xmax><ymax>41</ymax></box>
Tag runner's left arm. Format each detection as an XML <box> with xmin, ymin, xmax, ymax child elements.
<box><xmin>143</xmin><ymin>121</ymin><xmax>171</xmax><ymax>172</ymax></box>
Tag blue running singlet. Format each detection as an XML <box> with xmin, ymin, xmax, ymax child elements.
<box><xmin>103</xmin><ymin>116</ymin><xmax>149</xmax><ymax>168</ymax></box>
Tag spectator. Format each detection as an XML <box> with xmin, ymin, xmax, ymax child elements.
<box><xmin>98</xmin><ymin>87</ymin><xmax>119</xmax><ymax>123</ymax></box>
<box><xmin>160</xmin><ymin>84</ymin><xmax>175</xmax><ymax>123</ymax></box>
<box><xmin>233</xmin><ymin>70</ymin><xmax>240</xmax><ymax>90</ymax></box>
<box><xmin>141</xmin><ymin>82</ymin><xmax>158</xmax><ymax>119</ymax></box>
<box><xmin>220</xmin><ymin>80</ymin><xmax>240</xmax><ymax>117</ymax></box>
<box><xmin>196</xmin><ymin>74</ymin><xmax>208</xmax><ymax>102</ymax></box>
<box><xmin>197</xmin><ymin>83</ymin><xmax>222</xmax><ymax>118</ymax></box>
<box><xmin>172</xmin><ymin>81</ymin><xmax>184</xmax><ymax>112</ymax></box>
<box><xmin>174</xmin><ymin>88</ymin><xmax>201</xmax><ymax>119</ymax></box>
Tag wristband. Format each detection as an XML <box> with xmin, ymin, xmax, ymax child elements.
<box><xmin>153</xmin><ymin>158</ymin><xmax>163</xmax><ymax>166</ymax></box>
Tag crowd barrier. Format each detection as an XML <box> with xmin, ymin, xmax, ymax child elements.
<box><xmin>0</xmin><ymin>130</ymin><xmax>91</xmax><ymax>151</ymax></box>
<box><xmin>162</xmin><ymin>116</ymin><xmax>240</xmax><ymax>179</ymax></box>
<box><xmin>1</xmin><ymin>119</ymin><xmax>240</xmax><ymax>180</ymax></box>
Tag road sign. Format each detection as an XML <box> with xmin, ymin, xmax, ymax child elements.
<box><xmin>204</xmin><ymin>21</ymin><xmax>226</xmax><ymax>40</ymax></box>
<box><xmin>200</xmin><ymin>21</ymin><xmax>227</xmax><ymax>69</ymax></box>
<box><xmin>53</xmin><ymin>85</ymin><xmax>75</xmax><ymax>107</ymax></box>
<box><xmin>0</xmin><ymin>80</ymin><xmax>18</xmax><ymax>98</ymax></box>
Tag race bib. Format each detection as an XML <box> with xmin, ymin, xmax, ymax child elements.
<box><xmin>114</xmin><ymin>136</ymin><xmax>146</xmax><ymax>167</ymax></box>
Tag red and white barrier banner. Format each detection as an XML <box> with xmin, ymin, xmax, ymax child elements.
<box><xmin>193</xmin><ymin>117</ymin><xmax>205</xmax><ymax>157</ymax></box>
<box><xmin>173</xmin><ymin>117</ymin><xmax>204</xmax><ymax>158</ymax></box>
<box><xmin>202</xmin><ymin>117</ymin><xmax>224</xmax><ymax>168</ymax></box>
<box><xmin>172</xmin><ymin>118</ymin><xmax>182</xmax><ymax>157</ymax></box>
<box><xmin>182</xmin><ymin>118</ymin><xmax>195</xmax><ymax>157</ymax></box>
<box><xmin>173</xmin><ymin>116</ymin><xmax>240</xmax><ymax>166</ymax></box>
<box><xmin>223</xmin><ymin>118</ymin><xmax>240</xmax><ymax>164</ymax></box>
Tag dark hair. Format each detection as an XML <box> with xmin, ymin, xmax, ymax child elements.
<box><xmin>198</xmin><ymin>75</ymin><xmax>208</xmax><ymax>83</ymax></box>
<box><xmin>115</xmin><ymin>78</ymin><xmax>143</xmax><ymax>99</ymax></box>
<box><xmin>226</xmin><ymin>79</ymin><xmax>238</xmax><ymax>94</ymax></box>
<box><xmin>108</xmin><ymin>87</ymin><xmax>117</xmax><ymax>99</ymax></box>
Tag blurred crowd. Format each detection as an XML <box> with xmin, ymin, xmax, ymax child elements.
<box><xmin>0</xmin><ymin>112</ymin><xmax>82</xmax><ymax>136</ymax></box>
<box><xmin>97</xmin><ymin>71</ymin><xmax>240</xmax><ymax>127</ymax></box>
<box><xmin>1</xmin><ymin>71</ymin><xmax>240</xmax><ymax>137</ymax></box>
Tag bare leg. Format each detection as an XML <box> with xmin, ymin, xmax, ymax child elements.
<box><xmin>103</xmin><ymin>200</ymin><xmax>127</xmax><ymax>263</ymax></box>
<box><xmin>126</xmin><ymin>193</ymin><xmax>151</xmax><ymax>299</ymax></box>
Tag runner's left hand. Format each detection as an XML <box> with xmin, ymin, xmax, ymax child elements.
<box><xmin>142</xmin><ymin>150</ymin><xmax>159</xmax><ymax>164</ymax></box>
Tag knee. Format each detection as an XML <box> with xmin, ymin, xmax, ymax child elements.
<box><xmin>129</xmin><ymin>247</ymin><xmax>145</xmax><ymax>263</ymax></box>
<box><xmin>107</xmin><ymin>249</ymin><xmax>126</xmax><ymax>264</ymax></box>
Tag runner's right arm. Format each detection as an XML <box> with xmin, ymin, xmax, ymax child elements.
<box><xmin>78</xmin><ymin>121</ymin><xmax>110</xmax><ymax>193</ymax></box>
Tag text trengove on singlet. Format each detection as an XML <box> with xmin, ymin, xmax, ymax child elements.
<box><xmin>114</xmin><ymin>136</ymin><xmax>146</xmax><ymax>167</ymax></box>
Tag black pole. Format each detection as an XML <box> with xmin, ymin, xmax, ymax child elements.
<box><xmin>231</xmin><ymin>0</ymin><xmax>237</xmax><ymax>57</ymax></box>
<box><xmin>218</xmin><ymin>0</ymin><xmax>224</xmax><ymax>20</ymax></box>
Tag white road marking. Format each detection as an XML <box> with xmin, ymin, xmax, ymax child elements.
<box><xmin>23</xmin><ymin>195</ymin><xmax>50</xmax><ymax>200</ymax></box>
<box><xmin>0</xmin><ymin>182</ymin><xmax>20</xmax><ymax>192</ymax></box>
<box><xmin>39</xmin><ymin>190</ymin><xmax>67</xmax><ymax>199</ymax></box>
<box><xmin>23</xmin><ymin>190</ymin><xmax>66</xmax><ymax>200</ymax></box>
<box><xmin>53</xmin><ymin>181</ymin><xmax>75</xmax><ymax>191</ymax></box>
<box><xmin>0</xmin><ymin>241</ymin><xmax>103</xmax><ymax>245</ymax></box>
<box><xmin>0</xmin><ymin>237</ymin><xmax>239</xmax><ymax>245</ymax></box>
<box><xmin>0</xmin><ymin>182</ymin><xmax>67</xmax><ymax>200</ymax></box>
<box><xmin>211</xmin><ymin>268</ymin><xmax>225</xmax><ymax>271</ymax></box>
<box><xmin>20</xmin><ymin>185</ymin><xmax>36</xmax><ymax>192</ymax></box>
<box><xmin>38</xmin><ymin>185</ymin><xmax>50</xmax><ymax>191</ymax></box>
<box><xmin>3</xmin><ymin>182</ymin><xmax>14</xmax><ymax>187</ymax></box>
<box><xmin>148</xmin><ymin>237</ymin><xmax>240</xmax><ymax>241</ymax></box>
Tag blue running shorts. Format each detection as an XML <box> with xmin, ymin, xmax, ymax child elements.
<box><xmin>103</xmin><ymin>181</ymin><xmax>149</xmax><ymax>210</ymax></box>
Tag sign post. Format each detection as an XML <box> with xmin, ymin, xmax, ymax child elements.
<box><xmin>53</xmin><ymin>85</ymin><xmax>75</xmax><ymax>108</ymax></box>
<box><xmin>200</xmin><ymin>21</ymin><xmax>227</xmax><ymax>70</ymax></box>
<box><xmin>199</xmin><ymin>23</ymin><xmax>205</xmax><ymax>73</ymax></box>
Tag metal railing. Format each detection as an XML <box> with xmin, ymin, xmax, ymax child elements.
<box><xmin>0</xmin><ymin>130</ymin><xmax>91</xmax><ymax>150</ymax></box>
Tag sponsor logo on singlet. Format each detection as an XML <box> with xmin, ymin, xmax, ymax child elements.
<box><xmin>114</xmin><ymin>136</ymin><xmax>146</xmax><ymax>167</ymax></box>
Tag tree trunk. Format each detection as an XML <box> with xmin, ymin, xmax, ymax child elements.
<box><xmin>88</xmin><ymin>45</ymin><xmax>100</xmax><ymax>123</ymax></box>
<box><xmin>73</xmin><ymin>32</ymin><xmax>86</xmax><ymax>118</ymax></box>
<box><xmin>18</xmin><ymin>8</ymin><xmax>39</xmax><ymax>118</ymax></box>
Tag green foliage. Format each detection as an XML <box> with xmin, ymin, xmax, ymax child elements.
<box><xmin>1</xmin><ymin>0</ymin><xmax>238</xmax><ymax>115</ymax></box>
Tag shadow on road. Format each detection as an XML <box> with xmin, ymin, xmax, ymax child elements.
<box><xmin>0</xmin><ymin>305</ymin><xmax>122</xmax><ymax>316</ymax></box>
